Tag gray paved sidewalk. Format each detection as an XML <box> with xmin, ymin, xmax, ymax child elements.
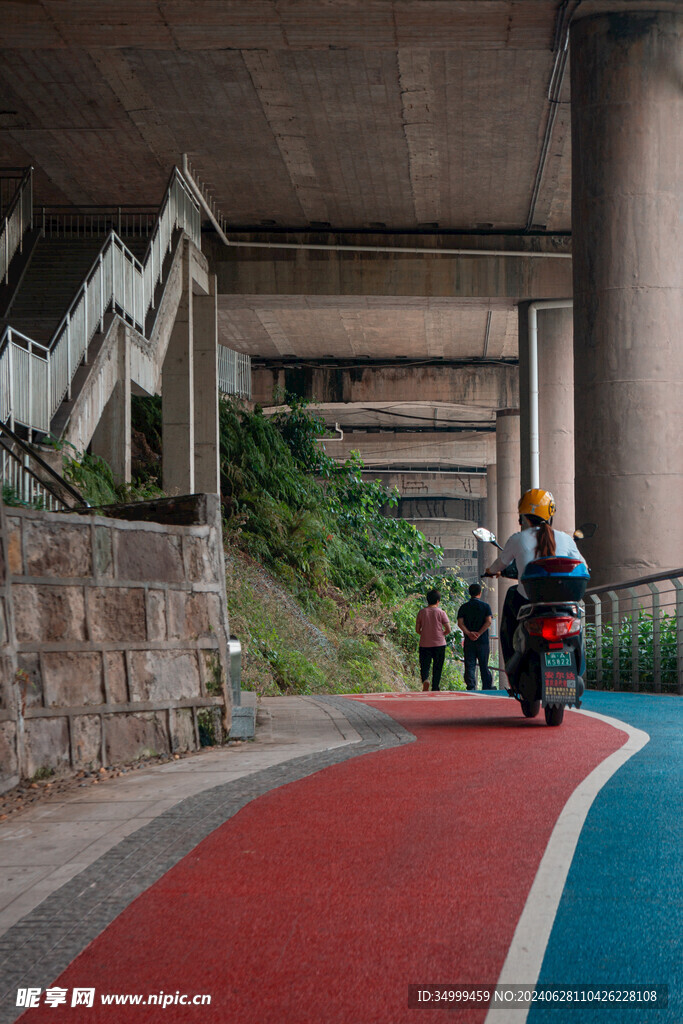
<box><xmin>0</xmin><ymin>695</ymin><xmax>360</xmax><ymax>940</ymax></box>
<box><xmin>0</xmin><ymin>695</ymin><xmax>413</xmax><ymax>1024</ymax></box>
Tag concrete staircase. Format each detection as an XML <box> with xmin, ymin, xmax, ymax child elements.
<box><xmin>4</xmin><ymin>235</ymin><xmax>149</xmax><ymax>343</ymax></box>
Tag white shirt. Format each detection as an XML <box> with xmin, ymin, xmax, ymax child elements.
<box><xmin>489</xmin><ymin>528</ymin><xmax>586</xmax><ymax>599</ymax></box>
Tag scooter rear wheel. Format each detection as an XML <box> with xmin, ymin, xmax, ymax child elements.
<box><xmin>521</xmin><ymin>699</ymin><xmax>541</xmax><ymax>718</ymax></box>
<box><xmin>544</xmin><ymin>704</ymin><xmax>565</xmax><ymax>727</ymax></box>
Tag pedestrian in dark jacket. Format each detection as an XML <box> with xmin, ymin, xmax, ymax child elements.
<box><xmin>457</xmin><ymin>584</ymin><xmax>494</xmax><ymax>691</ymax></box>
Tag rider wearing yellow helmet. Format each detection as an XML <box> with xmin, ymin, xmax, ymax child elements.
<box><xmin>486</xmin><ymin>488</ymin><xmax>586</xmax><ymax>668</ymax></box>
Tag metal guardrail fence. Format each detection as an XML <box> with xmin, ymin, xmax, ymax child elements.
<box><xmin>218</xmin><ymin>346</ymin><xmax>252</xmax><ymax>400</ymax></box>
<box><xmin>584</xmin><ymin>569</ymin><xmax>683</xmax><ymax>694</ymax></box>
<box><xmin>39</xmin><ymin>206</ymin><xmax>157</xmax><ymax>239</ymax></box>
<box><xmin>0</xmin><ymin>166</ymin><xmax>32</xmax><ymax>285</ymax></box>
<box><xmin>0</xmin><ymin>166</ymin><xmax>201</xmax><ymax>436</ymax></box>
<box><xmin>0</xmin><ymin>170</ymin><xmax>28</xmax><ymax>219</ymax></box>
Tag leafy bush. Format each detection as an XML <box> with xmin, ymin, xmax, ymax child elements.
<box><xmin>219</xmin><ymin>395</ymin><xmax>445</xmax><ymax>604</ymax></box>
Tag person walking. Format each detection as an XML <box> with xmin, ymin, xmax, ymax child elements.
<box><xmin>416</xmin><ymin>588</ymin><xmax>451</xmax><ymax>691</ymax></box>
<box><xmin>457</xmin><ymin>583</ymin><xmax>494</xmax><ymax>691</ymax></box>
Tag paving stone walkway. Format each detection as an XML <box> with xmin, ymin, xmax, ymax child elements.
<box><xmin>0</xmin><ymin>696</ymin><xmax>413</xmax><ymax>1024</ymax></box>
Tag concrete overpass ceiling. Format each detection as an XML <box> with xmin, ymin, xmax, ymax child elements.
<box><xmin>218</xmin><ymin>296</ymin><xmax>517</xmax><ymax>361</ymax></box>
<box><xmin>0</xmin><ymin>1</ymin><xmax>673</xmax><ymax>223</ymax></box>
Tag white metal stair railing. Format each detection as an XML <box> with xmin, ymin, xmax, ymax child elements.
<box><xmin>0</xmin><ymin>166</ymin><xmax>33</xmax><ymax>285</ymax></box>
<box><xmin>39</xmin><ymin>205</ymin><xmax>157</xmax><ymax>239</ymax></box>
<box><xmin>0</xmin><ymin>420</ymin><xmax>88</xmax><ymax>512</ymax></box>
<box><xmin>218</xmin><ymin>346</ymin><xmax>252</xmax><ymax>400</ymax></box>
<box><xmin>0</xmin><ymin>166</ymin><xmax>201</xmax><ymax>436</ymax></box>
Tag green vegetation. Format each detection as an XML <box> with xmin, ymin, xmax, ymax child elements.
<box><xmin>585</xmin><ymin>610</ymin><xmax>678</xmax><ymax>693</ymax></box>
<box><xmin>216</xmin><ymin>394</ymin><xmax>469</xmax><ymax>695</ymax></box>
<box><xmin>2</xmin><ymin>483</ymin><xmax>45</xmax><ymax>509</ymax></box>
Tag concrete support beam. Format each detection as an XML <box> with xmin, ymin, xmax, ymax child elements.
<box><xmin>90</xmin><ymin>329</ymin><xmax>131</xmax><ymax>486</ymax></box>
<box><xmin>162</xmin><ymin>253</ymin><xmax>194</xmax><ymax>495</ymax></box>
<box><xmin>571</xmin><ymin>11</ymin><xmax>683</xmax><ymax>584</ymax></box>
<box><xmin>362</xmin><ymin>470</ymin><xmax>486</xmax><ymax>501</ymax></box>
<box><xmin>495</xmin><ymin>409</ymin><xmax>520</xmax><ymax>666</ymax></box>
<box><xmin>209</xmin><ymin>235</ymin><xmax>572</xmax><ymax>300</ymax></box>
<box><xmin>325</xmin><ymin>430</ymin><xmax>491</xmax><ymax>468</ymax></box>
<box><xmin>253</xmin><ymin>361</ymin><xmax>518</xmax><ymax>410</ymax></box>
<box><xmin>193</xmin><ymin>275</ymin><xmax>220</xmax><ymax>494</ymax></box>
<box><xmin>518</xmin><ymin>302</ymin><xmax>575</xmax><ymax>532</ymax></box>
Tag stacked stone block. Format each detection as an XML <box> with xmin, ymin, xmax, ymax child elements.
<box><xmin>0</xmin><ymin>495</ymin><xmax>230</xmax><ymax>788</ymax></box>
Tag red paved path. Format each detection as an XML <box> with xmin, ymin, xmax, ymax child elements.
<box><xmin>21</xmin><ymin>694</ymin><xmax>626</xmax><ymax>1023</ymax></box>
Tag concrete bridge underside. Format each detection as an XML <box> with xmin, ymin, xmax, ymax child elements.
<box><xmin>0</xmin><ymin>1</ymin><xmax>680</xmax><ymax>586</ymax></box>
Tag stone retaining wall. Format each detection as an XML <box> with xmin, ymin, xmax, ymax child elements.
<box><xmin>0</xmin><ymin>494</ymin><xmax>231</xmax><ymax>792</ymax></box>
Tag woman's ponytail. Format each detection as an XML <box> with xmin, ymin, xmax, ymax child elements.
<box><xmin>534</xmin><ymin>519</ymin><xmax>556</xmax><ymax>558</ymax></box>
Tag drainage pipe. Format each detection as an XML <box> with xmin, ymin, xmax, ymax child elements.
<box><xmin>528</xmin><ymin>299</ymin><xmax>573</xmax><ymax>489</ymax></box>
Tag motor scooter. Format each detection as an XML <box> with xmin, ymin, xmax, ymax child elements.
<box><xmin>472</xmin><ymin>525</ymin><xmax>594</xmax><ymax>727</ymax></box>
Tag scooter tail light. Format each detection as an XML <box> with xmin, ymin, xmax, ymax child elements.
<box><xmin>526</xmin><ymin>616</ymin><xmax>581</xmax><ymax>640</ymax></box>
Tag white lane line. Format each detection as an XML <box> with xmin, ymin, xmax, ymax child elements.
<box><xmin>484</xmin><ymin>708</ymin><xmax>650</xmax><ymax>1024</ymax></box>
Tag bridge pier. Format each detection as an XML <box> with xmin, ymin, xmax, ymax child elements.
<box><xmin>571</xmin><ymin>11</ymin><xmax>683</xmax><ymax>584</ymax></box>
<box><xmin>518</xmin><ymin>303</ymin><xmax>575</xmax><ymax>533</ymax></box>
<box><xmin>495</xmin><ymin>409</ymin><xmax>520</xmax><ymax>666</ymax></box>
<box><xmin>162</xmin><ymin>251</ymin><xmax>220</xmax><ymax>496</ymax></box>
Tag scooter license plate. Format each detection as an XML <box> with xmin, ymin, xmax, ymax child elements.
<box><xmin>542</xmin><ymin>651</ymin><xmax>576</xmax><ymax>703</ymax></box>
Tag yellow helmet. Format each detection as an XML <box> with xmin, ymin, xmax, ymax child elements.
<box><xmin>518</xmin><ymin>488</ymin><xmax>556</xmax><ymax>522</ymax></box>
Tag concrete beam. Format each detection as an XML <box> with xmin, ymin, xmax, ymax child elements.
<box><xmin>363</xmin><ymin>470</ymin><xmax>486</xmax><ymax>501</ymax></box>
<box><xmin>253</xmin><ymin>361</ymin><xmax>518</xmax><ymax>409</ymax></box>
<box><xmin>209</xmin><ymin>234</ymin><xmax>572</xmax><ymax>301</ymax></box>
<box><xmin>325</xmin><ymin>430</ymin><xmax>490</xmax><ymax>467</ymax></box>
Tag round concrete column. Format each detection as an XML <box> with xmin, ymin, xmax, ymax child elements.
<box><xmin>571</xmin><ymin>12</ymin><xmax>683</xmax><ymax>583</ymax></box>
<box><xmin>518</xmin><ymin>304</ymin><xmax>575</xmax><ymax>533</ymax></box>
<box><xmin>539</xmin><ymin>308</ymin><xmax>575</xmax><ymax>533</ymax></box>
<box><xmin>482</xmin><ymin>462</ymin><xmax>499</xmax><ymax>639</ymax></box>
<box><xmin>496</xmin><ymin>409</ymin><xmax>520</xmax><ymax>667</ymax></box>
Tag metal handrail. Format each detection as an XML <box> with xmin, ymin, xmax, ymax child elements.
<box><xmin>585</xmin><ymin>569</ymin><xmax>683</xmax><ymax>694</ymax></box>
<box><xmin>0</xmin><ymin>420</ymin><xmax>88</xmax><ymax>511</ymax></box>
<box><xmin>0</xmin><ymin>166</ymin><xmax>201</xmax><ymax>436</ymax></box>
<box><xmin>39</xmin><ymin>205</ymin><xmax>158</xmax><ymax>239</ymax></box>
<box><xmin>0</xmin><ymin>166</ymin><xmax>32</xmax><ymax>285</ymax></box>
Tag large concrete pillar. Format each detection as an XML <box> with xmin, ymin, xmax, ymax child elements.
<box><xmin>90</xmin><ymin>330</ymin><xmax>131</xmax><ymax>486</ymax></box>
<box><xmin>495</xmin><ymin>409</ymin><xmax>520</xmax><ymax>667</ymax></box>
<box><xmin>483</xmin><ymin>461</ymin><xmax>499</xmax><ymax>646</ymax></box>
<box><xmin>193</xmin><ymin>275</ymin><xmax>220</xmax><ymax>494</ymax></box>
<box><xmin>518</xmin><ymin>303</ymin><xmax>575</xmax><ymax>533</ymax></box>
<box><xmin>571</xmin><ymin>12</ymin><xmax>683</xmax><ymax>583</ymax></box>
<box><xmin>162</xmin><ymin>254</ymin><xmax>194</xmax><ymax>495</ymax></box>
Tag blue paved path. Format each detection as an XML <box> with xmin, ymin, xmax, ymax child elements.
<box><xmin>527</xmin><ymin>691</ymin><xmax>682</xmax><ymax>1024</ymax></box>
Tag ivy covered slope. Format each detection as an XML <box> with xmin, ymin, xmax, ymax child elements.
<box><xmin>217</xmin><ymin>396</ymin><xmax>469</xmax><ymax>695</ymax></box>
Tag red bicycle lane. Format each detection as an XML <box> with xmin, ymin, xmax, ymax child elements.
<box><xmin>19</xmin><ymin>694</ymin><xmax>627</xmax><ymax>1024</ymax></box>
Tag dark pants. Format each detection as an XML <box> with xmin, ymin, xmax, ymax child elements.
<box><xmin>500</xmin><ymin>585</ymin><xmax>527</xmax><ymax>666</ymax></box>
<box><xmin>419</xmin><ymin>645</ymin><xmax>446</xmax><ymax>691</ymax></box>
<box><xmin>463</xmin><ymin>636</ymin><xmax>493</xmax><ymax>690</ymax></box>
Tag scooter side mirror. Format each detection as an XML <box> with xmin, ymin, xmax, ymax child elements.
<box><xmin>574</xmin><ymin>522</ymin><xmax>597</xmax><ymax>540</ymax></box>
<box><xmin>473</xmin><ymin>527</ymin><xmax>496</xmax><ymax>545</ymax></box>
